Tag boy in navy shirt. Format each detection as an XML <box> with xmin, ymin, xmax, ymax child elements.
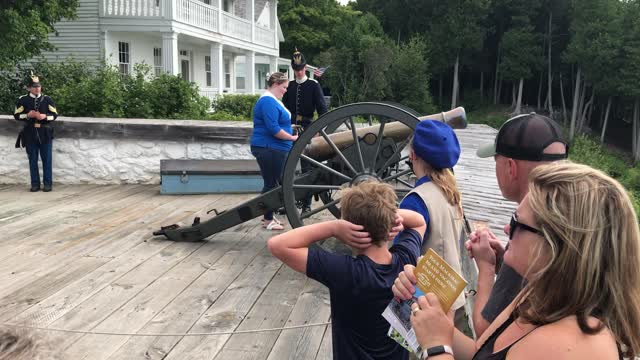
<box><xmin>268</xmin><ymin>181</ymin><xmax>426</xmax><ymax>360</ymax></box>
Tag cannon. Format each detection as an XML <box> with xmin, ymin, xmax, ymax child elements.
<box><xmin>154</xmin><ymin>102</ymin><xmax>467</xmax><ymax>242</ymax></box>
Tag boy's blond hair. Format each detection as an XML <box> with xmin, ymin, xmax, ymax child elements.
<box><xmin>340</xmin><ymin>181</ymin><xmax>397</xmax><ymax>246</ymax></box>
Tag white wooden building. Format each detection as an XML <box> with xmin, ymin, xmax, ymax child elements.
<box><xmin>41</xmin><ymin>0</ymin><xmax>312</xmax><ymax>99</ymax></box>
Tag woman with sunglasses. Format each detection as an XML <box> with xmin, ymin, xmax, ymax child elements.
<box><xmin>391</xmin><ymin>161</ymin><xmax>640</xmax><ymax>359</ymax></box>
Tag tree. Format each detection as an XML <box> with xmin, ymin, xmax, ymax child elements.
<box><xmin>316</xmin><ymin>13</ymin><xmax>394</xmax><ymax>105</ymax></box>
<box><xmin>278</xmin><ymin>0</ymin><xmax>357</xmax><ymax>63</ymax></box>
<box><xmin>387</xmin><ymin>36</ymin><xmax>433</xmax><ymax>114</ymax></box>
<box><xmin>0</xmin><ymin>0</ymin><xmax>79</xmax><ymax>70</ymax></box>
<box><xmin>564</xmin><ymin>0</ymin><xmax>621</xmax><ymax>140</ymax></box>
<box><xmin>618</xmin><ymin>0</ymin><xmax>640</xmax><ymax>160</ymax></box>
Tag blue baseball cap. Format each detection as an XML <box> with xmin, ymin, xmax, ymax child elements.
<box><xmin>412</xmin><ymin>120</ymin><xmax>460</xmax><ymax>169</ymax></box>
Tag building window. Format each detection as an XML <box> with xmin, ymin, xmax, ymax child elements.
<box><xmin>223</xmin><ymin>0</ymin><xmax>233</xmax><ymax>13</ymax></box>
<box><xmin>205</xmin><ymin>56</ymin><xmax>212</xmax><ymax>87</ymax></box>
<box><xmin>153</xmin><ymin>47</ymin><xmax>162</xmax><ymax>76</ymax></box>
<box><xmin>224</xmin><ymin>59</ymin><xmax>231</xmax><ymax>89</ymax></box>
<box><xmin>118</xmin><ymin>42</ymin><xmax>130</xmax><ymax>75</ymax></box>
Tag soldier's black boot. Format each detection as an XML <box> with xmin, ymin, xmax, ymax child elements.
<box><xmin>30</xmin><ymin>185</ymin><xmax>40</xmax><ymax>192</ymax></box>
<box><xmin>43</xmin><ymin>185</ymin><xmax>52</xmax><ymax>192</ymax></box>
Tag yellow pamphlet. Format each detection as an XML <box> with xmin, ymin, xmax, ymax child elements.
<box><xmin>414</xmin><ymin>248</ymin><xmax>468</xmax><ymax>312</ymax></box>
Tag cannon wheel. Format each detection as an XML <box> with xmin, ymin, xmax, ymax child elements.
<box><xmin>282</xmin><ymin>102</ymin><xmax>421</xmax><ymax>229</ymax></box>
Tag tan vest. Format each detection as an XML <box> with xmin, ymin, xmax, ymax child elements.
<box><xmin>407</xmin><ymin>181</ymin><xmax>466</xmax><ymax>310</ymax></box>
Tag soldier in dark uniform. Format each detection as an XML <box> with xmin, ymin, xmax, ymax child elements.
<box><xmin>13</xmin><ymin>73</ymin><xmax>58</xmax><ymax>192</ymax></box>
<box><xmin>282</xmin><ymin>49</ymin><xmax>328</xmax><ymax>213</ymax></box>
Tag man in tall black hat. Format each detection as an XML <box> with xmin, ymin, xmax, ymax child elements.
<box><xmin>13</xmin><ymin>72</ymin><xmax>58</xmax><ymax>192</ymax></box>
<box><xmin>282</xmin><ymin>48</ymin><xmax>328</xmax><ymax>213</ymax></box>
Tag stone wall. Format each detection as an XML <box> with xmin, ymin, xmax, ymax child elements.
<box><xmin>0</xmin><ymin>116</ymin><xmax>254</xmax><ymax>185</ymax></box>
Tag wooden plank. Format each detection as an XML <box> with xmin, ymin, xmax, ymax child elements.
<box><xmin>210</xmin><ymin>265</ymin><xmax>309</xmax><ymax>360</ymax></box>
<box><xmin>61</xmin><ymin>230</ymin><xmax>247</xmax><ymax>360</ymax></box>
<box><xmin>266</xmin><ymin>279</ymin><xmax>331</xmax><ymax>360</ymax></box>
<box><xmin>6</xmin><ymin>240</ymin><xmax>172</xmax><ymax>325</ymax></box>
<box><xmin>0</xmin><ymin>256</ymin><xmax>107</xmax><ymax>323</ymax></box>
<box><xmin>160</xmin><ymin>246</ymin><xmax>283</xmax><ymax>360</ymax></box>
<box><xmin>315</xmin><ymin>326</ymin><xmax>333</xmax><ymax>360</ymax></box>
<box><xmin>105</xmin><ymin>227</ymin><xmax>265</xmax><ymax>360</ymax></box>
<box><xmin>33</xmin><ymin>242</ymin><xmax>203</xmax><ymax>352</ymax></box>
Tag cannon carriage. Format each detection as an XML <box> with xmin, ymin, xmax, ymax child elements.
<box><xmin>154</xmin><ymin>102</ymin><xmax>467</xmax><ymax>242</ymax></box>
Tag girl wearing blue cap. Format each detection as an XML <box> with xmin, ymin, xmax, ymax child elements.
<box><xmin>399</xmin><ymin>119</ymin><xmax>466</xmax><ymax>312</ymax></box>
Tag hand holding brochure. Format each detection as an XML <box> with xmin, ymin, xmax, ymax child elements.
<box><xmin>382</xmin><ymin>248</ymin><xmax>468</xmax><ymax>353</ymax></box>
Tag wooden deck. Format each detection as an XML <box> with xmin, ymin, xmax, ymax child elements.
<box><xmin>0</xmin><ymin>124</ymin><xmax>515</xmax><ymax>359</ymax></box>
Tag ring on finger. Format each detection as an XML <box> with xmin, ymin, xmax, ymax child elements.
<box><xmin>411</xmin><ymin>307</ymin><xmax>419</xmax><ymax>316</ymax></box>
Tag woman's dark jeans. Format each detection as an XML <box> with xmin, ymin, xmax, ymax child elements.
<box><xmin>251</xmin><ymin>146</ymin><xmax>288</xmax><ymax>220</ymax></box>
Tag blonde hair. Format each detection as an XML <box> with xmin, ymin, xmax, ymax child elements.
<box><xmin>266</xmin><ymin>72</ymin><xmax>288</xmax><ymax>88</ymax></box>
<box><xmin>340</xmin><ymin>181</ymin><xmax>397</xmax><ymax>245</ymax></box>
<box><xmin>515</xmin><ymin>161</ymin><xmax>640</xmax><ymax>357</ymax></box>
<box><xmin>425</xmin><ymin>166</ymin><xmax>462</xmax><ymax>216</ymax></box>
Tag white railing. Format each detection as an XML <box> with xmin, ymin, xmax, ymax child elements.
<box><xmin>255</xmin><ymin>25</ymin><xmax>274</xmax><ymax>47</ymax></box>
<box><xmin>221</xmin><ymin>12</ymin><xmax>252</xmax><ymax>41</ymax></box>
<box><xmin>103</xmin><ymin>0</ymin><xmax>161</xmax><ymax>17</ymax></box>
<box><xmin>175</xmin><ymin>0</ymin><xmax>218</xmax><ymax>32</ymax></box>
<box><xmin>200</xmin><ymin>88</ymin><xmax>220</xmax><ymax>103</ymax></box>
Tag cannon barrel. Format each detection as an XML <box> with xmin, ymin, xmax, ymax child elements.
<box><xmin>304</xmin><ymin>107</ymin><xmax>467</xmax><ymax>161</ymax></box>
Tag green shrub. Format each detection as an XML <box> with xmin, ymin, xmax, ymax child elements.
<box><xmin>467</xmin><ymin>107</ymin><xmax>510</xmax><ymax>129</ymax></box>
<box><xmin>205</xmin><ymin>111</ymin><xmax>250</xmax><ymax>121</ymax></box>
<box><xmin>0</xmin><ymin>59</ymin><xmax>210</xmax><ymax>119</ymax></box>
<box><xmin>147</xmin><ymin>73</ymin><xmax>210</xmax><ymax>119</ymax></box>
<box><xmin>211</xmin><ymin>94</ymin><xmax>259</xmax><ymax>118</ymax></box>
<box><xmin>569</xmin><ymin>135</ymin><xmax>630</xmax><ymax>179</ymax></box>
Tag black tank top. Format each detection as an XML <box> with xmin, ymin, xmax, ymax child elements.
<box><xmin>471</xmin><ymin>314</ymin><xmax>623</xmax><ymax>360</ymax></box>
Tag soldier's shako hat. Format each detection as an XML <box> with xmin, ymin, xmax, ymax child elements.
<box><xmin>28</xmin><ymin>72</ymin><xmax>41</xmax><ymax>88</ymax></box>
<box><xmin>291</xmin><ymin>48</ymin><xmax>306</xmax><ymax>71</ymax></box>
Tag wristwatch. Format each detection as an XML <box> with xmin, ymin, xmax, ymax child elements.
<box><xmin>420</xmin><ymin>345</ymin><xmax>454</xmax><ymax>359</ymax></box>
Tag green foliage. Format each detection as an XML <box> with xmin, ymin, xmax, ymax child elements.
<box><xmin>0</xmin><ymin>0</ymin><xmax>79</xmax><ymax>70</ymax></box>
<box><xmin>147</xmin><ymin>73</ymin><xmax>210</xmax><ymax>119</ymax></box>
<box><xmin>386</xmin><ymin>36</ymin><xmax>434</xmax><ymax>114</ymax></box>
<box><xmin>278</xmin><ymin>0</ymin><xmax>358</xmax><ymax>63</ymax></box>
<box><xmin>468</xmin><ymin>106</ymin><xmax>511</xmax><ymax>129</ymax></box>
<box><xmin>569</xmin><ymin>134</ymin><xmax>629</xmax><ymax>179</ymax></box>
<box><xmin>211</xmin><ymin>94</ymin><xmax>260</xmax><ymax>119</ymax></box>
<box><xmin>499</xmin><ymin>25</ymin><xmax>542</xmax><ymax>81</ymax></box>
<box><xmin>205</xmin><ymin>111</ymin><xmax>251</xmax><ymax>121</ymax></box>
<box><xmin>0</xmin><ymin>60</ymin><xmax>210</xmax><ymax>119</ymax></box>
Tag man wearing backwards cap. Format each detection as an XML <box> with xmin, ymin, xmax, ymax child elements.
<box><xmin>282</xmin><ymin>48</ymin><xmax>328</xmax><ymax>214</ymax></box>
<box><xmin>467</xmin><ymin>113</ymin><xmax>567</xmax><ymax>337</ymax></box>
<box><xmin>396</xmin><ymin>119</ymin><xmax>467</xmax><ymax>314</ymax></box>
<box><xmin>13</xmin><ymin>73</ymin><xmax>58</xmax><ymax>192</ymax></box>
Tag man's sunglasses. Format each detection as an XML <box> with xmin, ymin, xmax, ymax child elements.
<box><xmin>509</xmin><ymin>213</ymin><xmax>543</xmax><ymax>240</ymax></box>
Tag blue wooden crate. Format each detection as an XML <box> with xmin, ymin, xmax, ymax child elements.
<box><xmin>160</xmin><ymin>159</ymin><xmax>263</xmax><ymax>194</ymax></box>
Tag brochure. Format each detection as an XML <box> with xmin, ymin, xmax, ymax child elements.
<box><xmin>382</xmin><ymin>248</ymin><xmax>468</xmax><ymax>353</ymax></box>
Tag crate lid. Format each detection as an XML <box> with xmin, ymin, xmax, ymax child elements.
<box><xmin>161</xmin><ymin>159</ymin><xmax>261</xmax><ymax>175</ymax></box>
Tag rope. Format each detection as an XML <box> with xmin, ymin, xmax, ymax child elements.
<box><xmin>1</xmin><ymin>321</ymin><xmax>332</xmax><ymax>337</ymax></box>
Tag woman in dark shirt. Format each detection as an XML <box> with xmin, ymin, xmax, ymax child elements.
<box><xmin>250</xmin><ymin>72</ymin><xmax>298</xmax><ymax>230</ymax></box>
<box><xmin>392</xmin><ymin>162</ymin><xmax>639</xmax><ymax>360</ymax></box>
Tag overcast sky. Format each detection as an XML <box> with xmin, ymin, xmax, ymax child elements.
<box><xmin>337</xmin><ymin>0</ymin><xmax>352</xmax><ymax>4</ymax></box>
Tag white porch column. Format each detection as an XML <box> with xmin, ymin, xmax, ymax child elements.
<box><xmin>269</xmin><ymin>56</ymin><xmax>277</xmax><ymax>74</ymax></box>
<box><xmin>217</xmin><ymin>0</ymin><xmax>223</xmax><ymax>34</ymax></box>
<box><xmin>162</xmin><ymin>32</ymin><xmax>179</xmax><ymax>75</ymax></box>
<box><xmin>250</xmin><ymin>0</ymin><xmax>255</xmax><ymax>43</ymax></box>
<box><xmin>272</xmin><ymin>0</ymin><xmax>278</xmax><ymax>48</ymax></box>
<box><xmin>246</xmin><ymin>51</ymin><xmax>256</xmax><ymax>94</ymax></box>
<box><xmin>99</xmin><ymin>30</ymin><xmax>108</xmax><ymax>62</ymax></box>
<box><xmin>211</xmin><ymin>43</ymin><xmax>224</xmax><ymax>95</ymax></box>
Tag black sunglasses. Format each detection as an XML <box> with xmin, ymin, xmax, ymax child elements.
<box><xmin>509</xmin><ymin>213</ymin><xmax>543</xmax><ymax>240</ymax></box>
